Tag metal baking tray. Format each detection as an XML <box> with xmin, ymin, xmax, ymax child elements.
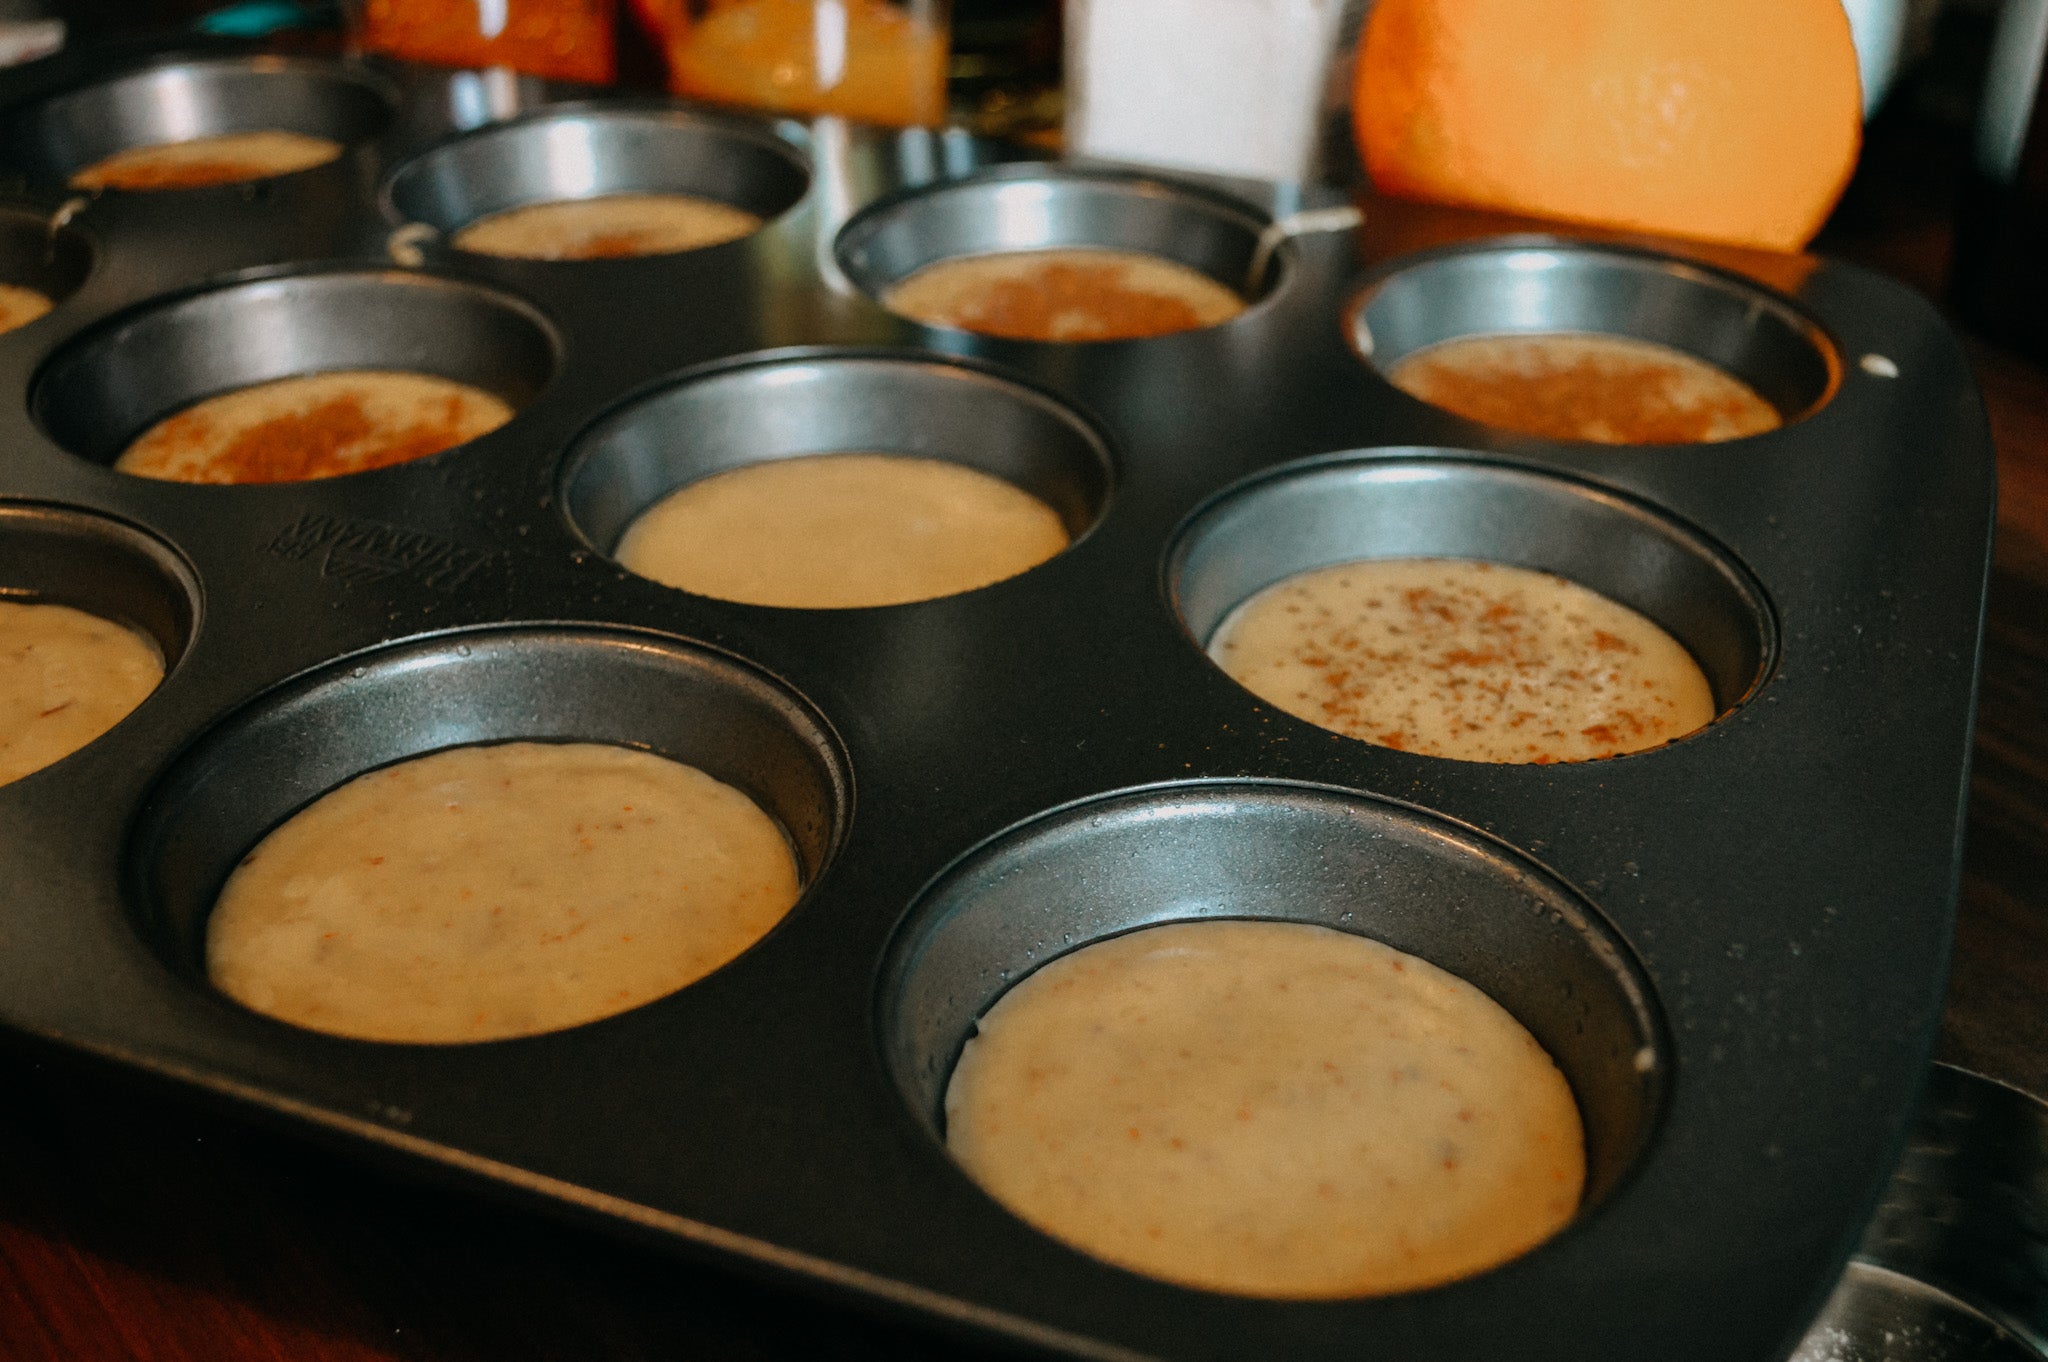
<box><xmin>1797</xmin><ymin>1063</ymin><xmax>2048</xmax><ymax>1361</ymax></box>
<box><xmin>0</xmin><ymin>41</ymin><xmax>1996</xmax><ymax>1362</ymax></box>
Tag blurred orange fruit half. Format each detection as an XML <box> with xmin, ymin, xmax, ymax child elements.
<box><xmin>1354</xmin><ymin>0</ymin><xmax>1863</xmax><ymax>252</ymax></box>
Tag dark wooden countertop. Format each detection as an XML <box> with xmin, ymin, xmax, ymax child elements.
<box><xmin>5</xmin><ymin>68</ymin><xmax>2047</xmax><ymax>1362</ymax></box>
<box><xmin>1932</xmin><ymin>337</ymin><xmax>2048</xmax><ymax>1096</ymax></box>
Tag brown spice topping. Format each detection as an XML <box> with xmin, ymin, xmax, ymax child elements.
<box><xmin>84</xmin><ymin>158</ymin><xmax>278</xmax><ymax>191</ymax></box>
<box><xmin>569</xmin><ymin>232</ymin><xmax>658</xmax><ymax>259</ymax></box>
<box><xmin>1403</xmin><ymin>355</ymin><xmax>1760</xmax><ymax>443</ymax></box>
<box><xmin>1212</xmin><ymin>559</ymin><xmax>1716</xmax><ymax>765</ymax></box>
<box><xmin>944</xmin><ymin>261</ymin><xmax>1211</xmax><ymax>342</ymax></box>
<box><xmin>146</xmin><ymin>391</ymin><xmax>481</xmax><ymax>484</ymax></box>
<box><xmin>1389</xmin><ymin>336</ymin><xmax>1783</xmax><ymax>445</ymax></box>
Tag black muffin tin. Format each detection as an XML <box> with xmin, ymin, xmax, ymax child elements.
<box><xmin>0</xmin><ymin>41</ymin><xmax>1995</xmax><ymax>1362</ymax></box>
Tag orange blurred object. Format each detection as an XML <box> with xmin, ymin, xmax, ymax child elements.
<box><xmin>360</xmin><ymin>0</ymin><xmax>615</xmax><ymax>84</ymax></box>
<box><xmin>1353</xmin><ymin>0</ymin><xmax>1862</xmax><ymax>252</ymax></box>
<box><xmin>658</xmin><ymin>0</ymin><xmax>948</xmax><ymax>128</ymax></box>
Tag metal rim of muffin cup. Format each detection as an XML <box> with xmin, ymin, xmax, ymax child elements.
<box><xmin>1795</xmin><ymin>1063</ymin><xmax>2048</xmax><ymax>1358</ymax></box>
<box><xmin>560</xmin><ymin>347</ymin><xmax>1115</xmax><ymax>600</ymax></box>
<box><xmin>878</xmin><ymin>779</ymin><xmax>1670</xmax><ymax>1280</ymax></box>
<box><xmin>1347</xmin><ymin>240</ymin><xmax>1842</xmax><ymax>436</ymax></box>
<box><xmin>30</xmin><ymin>264</ymin><xmax>559</xmax><ymax>476</ymax></box>
<box><xmin>124</xmin><ymin>625</ymin><xmax>851</xmax><ymax>1035</ymax></box>
<box><xmin>1168</xmin><ymin>451</ymin><xmax>1778</xmax><ymax>756</ymax></box>
<box><xmin>832</xmin><ymin>163</ymin><xmax>1294</xmax><ymax>339</ymax></box>
<box><xmin>0</xmin><ymin>499</ymin><xmax>196</xmax><ymax>719</ymax></box>
<box><xmin>1</xmin><ymin>54</ymin><xmax>397</xmax><ymax>189</ymax></box>
<box><xmin>0</xmin><ymin>201</ymin><xmax>93</xmax><ymax>324</ymax></box>
<box><xmin>381</xmin><ymin>102</ymin><xmax>813</xmax><ymax>260</ymax></box>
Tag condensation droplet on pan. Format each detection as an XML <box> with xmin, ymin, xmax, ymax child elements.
<box><xmin>1633</xmin><ymin>1047</ymin><xmax>1657</xmax><ymax>1073</ymax></box>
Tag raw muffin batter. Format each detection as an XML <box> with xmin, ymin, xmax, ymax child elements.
<box><xmin>1209</xmin><ymin>557</ymin><xmax>1716</xmax><ymax>763</ymax></box>
<box><xmin>615</xmin><ymin>452</ymin><xmax>1069</xmax><ymax>608</ymax></box>
<box><xmin>884</xmin><ymin>248</ymin><xmax>1246</xmax><ymax>342</ymax></box>
<box><xmin>944</xmin><ymin>918</ymin><xmax>1585</xmax><ymax>1298</ymax></box>
<box><xmin>70</xmin><ymin>130</ymin><xmax>345</xmax><ymax>191</ymax></box>
<box><xmin>206</xmin><ymin>741</ymin><xmax>801</xmax><ymax>1043</ymax></box>
<box><xmin>0</xmin><ymin>599</ymin><xmax>162</xmax><ymax>786</ymax></box>
<box><xmin>116</xmin><ymin>370</ymin><xmax>513</xmax><ymax>484</ymax></box>
<box><xmin>1387</xmin><ymin>332</ymin><xmax>1783</xmax><ymax>444</ymax></box>
<box><xmin>452</xmin><ymin>193</ymin><xmax>764</xmax><ymax>260</ymax></box>
<box><xmin>0</xmin><ymin>282</ymin><xmax>52</xmax><ymax>334</ymax></box>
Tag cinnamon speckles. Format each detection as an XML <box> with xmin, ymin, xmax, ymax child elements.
<box><xmin>884</xmin><ymin>248</ymin><xmax>1244</xmax><ymax>342</ymax></box>
<box><xmin>1209</xmin><ymin>558</ymin><xmax>1716</xmax><ymax>763</ymax></box>
<box><xmin>117</xmin><ymin>371</ymin><xmax>512</xmax><ymax>485</ymax></box>
<box><xmin>1387</xmin><ymin>333</ymin><xmax>1782</xmax><ymax>444</ymax></box>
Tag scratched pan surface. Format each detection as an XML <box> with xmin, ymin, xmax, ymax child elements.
<box><xmin>0</xmin><ymin>39</ymin><xmax>1995</xmax><ymax>1362</ymax></box>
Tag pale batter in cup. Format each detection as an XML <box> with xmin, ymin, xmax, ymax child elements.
<box><xmin>206</xmin><ymin>741</ymin><xmax>801</xmax><ymax>1043</ymax></box>
<box><xmin>0</xmin><ymin>599</ymin><xmax>162</xmax><ymax>786</ymax></box>
<box><xmin>614</xmin><ymin>452</ymin><xmax>1069</xmax><ymax>608</ymax></box>
<box><xmin>945</xmin><ymin>918</ymin><xmax>1585</xmax><ymax>1298</ymax></box>
<box><xmin>71</xmin><ymin>130</ymin><xmax>345</xmax><ymax>191</ymax></box>
<box><xmin>452</xmin><ymin>193</ymin><xmax>764</xmax><ymax>260</ymax></box>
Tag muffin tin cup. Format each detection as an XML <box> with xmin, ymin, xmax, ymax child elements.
<box><xmin>833</xmin><ymin>164</ymin><xmax>1290</xmax><ymax>328</ymax></box>
<box><xmin>1170</xmin><ymin>451</ymin><xmax>1776</xmax><ymax>720</ymax></box>
<box><xmin>882</xmin><ymin>781</ymin><xmax>1666</xmax><ymax>1211</ymax></box>
<box><xmin>382</xmin><ymin>103</ymin><xmax>811</xmax><ymax>253</ymax></box>
<box><xmin>0</xmin><ymin>500</ymin><xmax>196</xmax><ymax>663</ymax></box>
<box><xmin>1349</xmin><ymin>241</ymin><xmax>1841</xmax><ymax>429</ymax></box>
<box><xmin>127</xmin><ymin>626</ymin><xmax>848</xmax><ymax>995</ymax></box>
<box><xmin>562</xmin><ymin>348</ymin><xmax>1114</xmax><ymax>567</ymax></box>
<box><xmin>0</xmin><ymin>51</ymin><xmax>1998</xmax><ymax>1362</ymax></box>
<box><xmin>2</xmin><ymin>54</ymin><xmax>395</xmax><ymax>188</ymax></box>
<box><xmin>1794</xmin><ymin>1064</ymin><xmax>2048</xmax><ymax>1360</ymax></box>
<box><xmin>32</xmin><ymin>265</ymin><xmax>558</xmax><ymax>467</ymax></box>
<box><xmin>0</xmin><ymin>201</ymin><xmax>91</xmax><ymax>314</ymax></box>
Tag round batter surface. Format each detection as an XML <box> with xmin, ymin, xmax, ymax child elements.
<box><xmin>1209</xmin><ymin>557</ymin><xmax>1716</xmax><ymax>764</ymax></box>
<box><xmin>0</xmin><ymin>282</ymin><xmax>52</xmax><ymax>335</ymax></box>
<box><xmin>884</xmin><ymin>248</ymin><xmax>1245</xmax><ymax>342</ymax></box>
<box><xmin>70</xmin><ymin>130</ymin><xmax>345</xmax><ymax>191</ymax></box>
<box><xmin>207</xmin><ymin>741</ymin><xmax>801</xmax><ymax>1043</ymax></box>
<box><xmin>1386</xmin><ymin>332</ymin><xmax>1783</xmax><ymax>444</ymax></box>
<box><xmin>452</xmin><ymin>193</ymin><xmax>764</xmax><ymax>260</ymax></box>
<box><xmin>117</xmin><ymin>370</ymin><xmax>513</xmax><ymax>484</ymax></box>
<box><xmin>614</xmin><ymin>453</ymin><xmax>1070</xmax><ymax>608</ymax></box>
<box><xmin>0</xmin><ymin>599</ymin><xmax>162</xmax><ymax>786</ymax></box>
<box><xmin>944</xmin><ymin>918</ymin><xmax>1586</xmax><ymax>1298</ymax></box>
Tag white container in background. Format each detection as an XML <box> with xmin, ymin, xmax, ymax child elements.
<box><xmin>1065</xmin><ymin>0</ymin><xmax>1347</xmax><ymax>184</ymax></box>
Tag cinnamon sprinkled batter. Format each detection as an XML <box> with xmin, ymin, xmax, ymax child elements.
<box><xmin>116</xmin><ymin>371</ymin><xmax>513</xmax><ymax>485</ymax></box>
<box><xmin>452</xmin><ymin>193</ymin><xmax>764</xmax><ymax>261</ymax></box>
<box><xmin>884</xmin><ymin>247</ymin><xmax>1245</xmax><ymax>341</ymax></box>
<box><xmin>1387</xmin><ymin>333</ymin><xmax>1782</xmax><ymax>444</ymax></box>
<box><xmin>0</xmin><ymin>283</ymin><xmax>51</xmax><ymax>335</ymax></box>
<box><xmin>70</xmin><ymin>130</ymin><xmax>345</xmax><ymax>192</ymax></box>
<box><xmin>1210</xmin><ymin>557</ymin><xmax>1716</xmax><ymax>764</ymax></box>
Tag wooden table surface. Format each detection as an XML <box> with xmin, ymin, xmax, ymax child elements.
<box><xmin>6</xmin><ymin>73</ymin><xmax>2048</xmax><ymax>1362</ymax></box>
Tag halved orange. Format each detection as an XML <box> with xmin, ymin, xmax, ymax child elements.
<box><xmin>1354</xmin><ymin>0</ymin><xmax>1862</xmax><ymax>252</ymax></box>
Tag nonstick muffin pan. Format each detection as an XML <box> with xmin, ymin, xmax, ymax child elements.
<box><xmin>0</xmin><ymin>42</ymin><xmax>1997</xmax><ymax>1362</ymax></box>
